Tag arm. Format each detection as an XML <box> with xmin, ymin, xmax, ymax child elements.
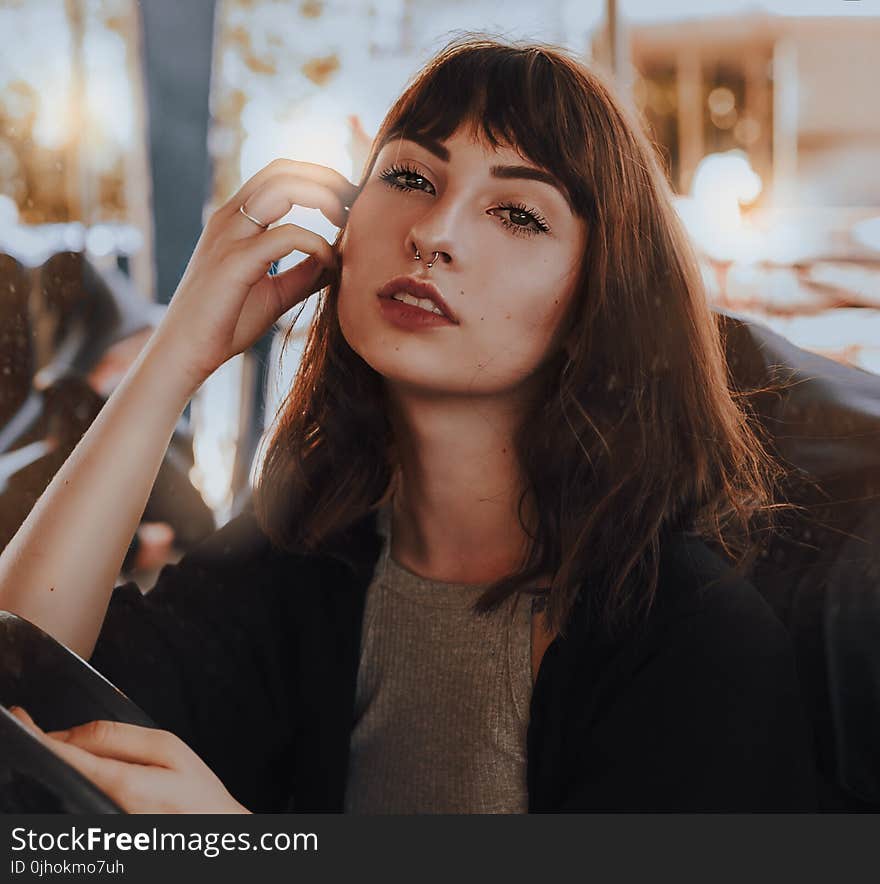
<box><xmin>0</xmin><ymin>158</ymin><xmax>354</xmax><ymax>661</ymax></box>
<box><xmin>0</xmin><ymin>339</ymin><xmax>196</xmax><ymax>660</ymax></box>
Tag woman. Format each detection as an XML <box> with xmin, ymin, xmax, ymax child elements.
<box><xmin>0</xmin><ymin>37</ymin><xmax>818</xmax><ymax>813</ymax></box>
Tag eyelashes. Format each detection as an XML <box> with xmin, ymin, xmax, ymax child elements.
<box><xmin>377</xmin><ymin>162</ymin><xmax>551</xmax><ymax>238</ymax></box>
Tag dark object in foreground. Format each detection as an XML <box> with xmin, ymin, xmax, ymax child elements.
<box><xmin>0</xmin><ymin>610</ymin><xmax>157</xmax><ymax>813</ymax></box>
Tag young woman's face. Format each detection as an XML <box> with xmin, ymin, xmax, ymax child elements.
<box><xmin>337</xmin><ymin>128</ymin><xmax>587</xmax><ymax>399</ymax></box>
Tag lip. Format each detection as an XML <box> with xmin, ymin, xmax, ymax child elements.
<box><xmin>376</xmin><ymin>275</ymin><xmax>460</xmax><ymax>324</ymax></box>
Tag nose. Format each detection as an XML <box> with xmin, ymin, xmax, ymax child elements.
<box><xmin>410</xmin><ymin>246</ymin><xmax>450</xmax><ymax>269</ymax></box>
<box><xmin>405</xmin><ymin>197</ymin><xmax>460</xmax><ymax>269</ymax></box>
<box><xmin>406</xmin><ymin>238</ymin><xmax>451</xmax><ymax>269</ymax></box>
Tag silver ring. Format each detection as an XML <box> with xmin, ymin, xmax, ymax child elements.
<box><xmin>239</xmin><ymin>203</ymin><xmax>270</xmax><ymax>229</ymax></box>
<box><xmin>414</xmin><ymin>248</ymin><xmax>440</xmax><ymax>269</ymax></box>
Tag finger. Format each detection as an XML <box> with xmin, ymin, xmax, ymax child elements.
<box><xmin>219</xmin><ymin>158</ymin><xmax>359</xmax><ymax>221</ymax></box>
<box><xmin>230</xmin><ymin>174</ymin><xmax>349</xmax><ymax>240</ymax></box>
<box><xmin>8</xmin><ymin>706</ymin><xmax>42</xmax><ymax>732</ymax></box>
<box><xmin>37</xmin><ymin>719</ymin><xmax>184</xmax><ymax>769</ymax></box>
<box><xmin>31</xmin><ymin>733</ymin><xmax>144</xmax><ymax>806</ymax></box>
<box><xmin>243</xmin><ymin>256</ymin><xmax>334</xmax><ymax>329</ymax></box>
<box><xmin>265</xmin><ymin>255</ymin><xmax>336</xmax><ymax>311</ymax></box>
<box><xmin>229</xmin><ymin>223</ymin><xmax>337</xmax><ymax>289</ymax></box>
<box><xmin>8</xmin><ymin>707</ymin><xmax>138</xmax><ymax>793</ymax></box>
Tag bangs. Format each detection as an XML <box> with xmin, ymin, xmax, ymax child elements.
<box><xmin>376</xmin><ymin>41</ymin><xmax>596</xmax><ymax>220</ymax></box>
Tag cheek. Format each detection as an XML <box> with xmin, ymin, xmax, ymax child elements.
<box><xmin>492</xmin><ymin>270</ymin><xmax>570</xmax><ymax>339</ymax></box>
<box><xmin>335</xmin><ymin>216</ymin><xmax>367</xmax><ymax>324</ymax></box>
<box><xmin>336</xmin><ymin>192</ymin><xmax>371</xmax><ymax>262</ymax></box>
<box><xmin>335</xmin><ymin>234</ymin><xmax>381</xmax><ymax>356</ymax></box>
<box><xmin>476</xmin><ymin>275</ymin><xmax>574</xmax><ymax>375</ymax></box>
<box><xmin>521</xmin><ymin>259</ymin><xmax>581</xmax><ymax>339</ymax></box>
<box><xmin>466</xmin><ymin>300</ymin><xmax>560</xmax><ymax>384</ymax></box>
<box><xmin>336</xmin><ymin>278</ymin><xmax>361</xmax><ymax>351</ymax></box>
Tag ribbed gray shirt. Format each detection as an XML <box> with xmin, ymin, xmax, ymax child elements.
<box><xmin>343</xmin><ymin>499</ymin><xmax>533</xmax><ymax>814</ymax></box>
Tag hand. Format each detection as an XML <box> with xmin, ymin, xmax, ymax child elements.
<box><xmin>152</xmin><ymin>158</ymin><xmax>359</xmax><ymax>391</ymax></box>
<box><xmin>8</xmin><ymin>706</ymin><xmax>250</xmax><ymax>814</ymax></box>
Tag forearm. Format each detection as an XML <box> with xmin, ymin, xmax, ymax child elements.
<box><xmin>0</xmin><ymin>334</ymin><xmax>203</xmax><ymax>660</ymax></box>
<box><xmin>0</xmin><ymin>156</ymin><xmax>351</xmax><ymax>662</ymax></box>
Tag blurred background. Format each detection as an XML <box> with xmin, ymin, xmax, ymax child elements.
<box><xmin>1</xmin><ymin>0</ymin><xmax>878</xmax><ymax>586</ymax></box>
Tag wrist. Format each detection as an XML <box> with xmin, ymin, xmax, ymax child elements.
<box><xmin>138</xmin><ymin>329</ymin><xmax>210</xmax><ymax>404</ymax></box>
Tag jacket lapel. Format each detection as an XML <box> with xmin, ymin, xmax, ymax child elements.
<box><xmin>285</xmin><ymin>508</ymin><xmax>385</xmax><ymax>812</ymax></box>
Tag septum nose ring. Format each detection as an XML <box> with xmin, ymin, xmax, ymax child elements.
<box><xmin>414</xmin><ymin>247</ymin><xmax>441</xmax><ymax>269</ymax></box>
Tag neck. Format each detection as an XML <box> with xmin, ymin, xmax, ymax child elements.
<box><xmin>383</xmin><ymin>382</ymin><xmax>542</xmax><ymax>585</ymax></box>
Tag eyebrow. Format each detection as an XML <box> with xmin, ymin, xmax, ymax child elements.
<box><xmin>391</xmin><ymin>133</ymin><xmax>572</xmax><ymax>208</ymax></box>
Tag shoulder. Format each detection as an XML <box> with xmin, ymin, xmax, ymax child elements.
<box><xmin>565</xmin><ymin>531</ymin><xmax>801</xmax><ymax>697</ymax></box>
<box><xmin>588</xmin><ymin>532</ymin><xmax>806</xmax><ymax>719</ymax></box>
<box><xmin>143</xmin><ymin>504</ymin><xmax>383</xmax><ymax>601</ymax></box>
<box><xmin>650</xmin><ymin>532</ymin><xmax>792</xmax><ymax>661</ymax></box>
<box><xmin>605</xmin><ymin>533</ymin><xmax>810</xmax><ymax>735</ymax></box>
<box><xmin>174</xmin><ymin>506</ymin><xmax>276</xmax><ymax>569</ymax></box>
<box><xmin>552</xmin><ymin>532</ymin><xmax>818</xmax><ymax>811</ymax></box>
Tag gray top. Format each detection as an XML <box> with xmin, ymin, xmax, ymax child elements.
<box><xmin>343</xmin><ymin>498</ymin><xmax>534</xmax><ymax>814</ymax></box>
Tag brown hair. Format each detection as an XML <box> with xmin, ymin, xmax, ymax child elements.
<box><xmin>254</xmin><ymin>35</ymin><xmax>784</xmax><ymax>639</ymax></box>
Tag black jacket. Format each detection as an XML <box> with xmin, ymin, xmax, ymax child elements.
<box><xmin>89</xmin><ymin>508</ymin><xmax>819</xmax><ymax>813</ymax></box>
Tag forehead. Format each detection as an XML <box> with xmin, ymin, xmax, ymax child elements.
<box><xmin>380</xmin><ymin>128</ymin><xmax>527</xmax><ymax>163</ymax></box>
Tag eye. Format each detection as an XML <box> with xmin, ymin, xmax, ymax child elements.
<box><xmin>490</xmin><ymin>202</ymin><xmax>551</xmax><ymax>238</ymax></box>
<box><xmin>378</xmin><ymin>163</ymin><xmax>436</xmax><ymax>194</ymax></box>
<box><xmin>378</xmin><ymin>164</ymin><xmax>551</xmax><ymax>239</ymax></box>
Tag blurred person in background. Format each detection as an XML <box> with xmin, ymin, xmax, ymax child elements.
<box><xmin>0</xmin><ymin>251</ymin><xmax>214</xmax><ymax>577</ymax></box>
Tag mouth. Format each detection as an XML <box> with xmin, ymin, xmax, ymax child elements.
<box><xmin>376</xmin><ymin>276</ymin><xmax>459</xmax><ymax>324</ymax></box>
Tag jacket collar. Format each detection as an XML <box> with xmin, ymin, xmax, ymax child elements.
<box><xmin>316</xmin><ymin>506</ymin><xmax>386</xmax><ymax>580</ymax></box>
